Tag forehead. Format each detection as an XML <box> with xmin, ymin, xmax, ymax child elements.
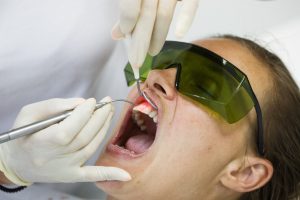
<box><xmin>193</xmin><ymin>38</ymin><xmax>273</xmax><ymax>105</ymax></box>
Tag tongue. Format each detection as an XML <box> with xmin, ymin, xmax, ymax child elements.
<box><xmin>125</xmin><ymin>134</ymin><xmax>154</xmax><ymax>154</ymax></box>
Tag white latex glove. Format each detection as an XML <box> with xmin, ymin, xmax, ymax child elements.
<box><xmin>112</xmin><ymin>0</ymin><xmax>199</xmax><ymax>69</ymax></box>
<box><xmin>0</xmin><ymin>97</ymin><xmax>131</xmax><ymax>186</ymax></box>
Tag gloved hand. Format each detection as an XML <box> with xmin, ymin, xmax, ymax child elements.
<box><xmin>112</xmin><ymin>0</ymin><xmax>199</xmax><ymax>68</ymax></box>
<box><xmin>0</xmin><ymin>97</ymin><xmax>131</xmax><ymax>186</ymax></box>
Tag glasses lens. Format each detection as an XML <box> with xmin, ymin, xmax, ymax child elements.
<box><xmin>175</xmin><ymin>51</ymin><xmax>254</xmax><ymax>123</ymax></box>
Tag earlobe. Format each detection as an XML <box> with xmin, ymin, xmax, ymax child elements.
<box><xmin>220</xmin><ymin>157</ymin><xmax>273</xmax><ymax>193</ymax></box>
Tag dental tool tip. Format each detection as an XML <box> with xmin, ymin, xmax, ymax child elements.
<box><xmin>132</xmin><ymin>67</ymin><xmax>139</xmax><ymax>80</ymax></box>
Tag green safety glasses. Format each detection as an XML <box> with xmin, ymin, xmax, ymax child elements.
<box><xmin>124</xmin><ymin>41</ymin><xmax>264</xmax><ymax>156</ymax></box>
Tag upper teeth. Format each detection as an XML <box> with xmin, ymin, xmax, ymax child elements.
<box><xmin>132</xmin><ymin>102</ymin><xmax>158</xmax><ymax>131</ymax></box>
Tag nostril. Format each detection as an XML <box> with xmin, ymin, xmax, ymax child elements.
<box><xmin>154</xmin><ymin>83</ymin><xmax>166</xmax><ymax>95</ymax></box>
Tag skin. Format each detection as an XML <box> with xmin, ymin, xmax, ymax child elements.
<box><xmin>96</xmin><ymin>39</ymin><xmax>274</xmax><ymax>200</ymax></box>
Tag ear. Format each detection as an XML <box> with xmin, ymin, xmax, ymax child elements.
<box><xmin>220</xmin><ymin>156</ymin><xmax>273</xmax><ymax>192</ymax></box>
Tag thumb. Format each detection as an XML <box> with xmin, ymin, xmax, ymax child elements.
<box><xmin>79</xmin><ymin>166</ymin><xmax>131</xmax><ymax>182</ymax></box>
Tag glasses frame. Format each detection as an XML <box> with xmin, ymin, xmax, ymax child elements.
<box><xmin>125</xmin><ymin>41</ymin><xmax>265</xmax><ymax>156</ymax></box>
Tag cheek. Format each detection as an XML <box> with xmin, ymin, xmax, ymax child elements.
<box><xmin>158</xmin><ymin>99</ymin><xmax>231</xmax><ymax>171</ymax></box>
<box><xmin>151</xmin><ymin>127</ymin><xmax>219</xmax><ymax>190</ymax></box>
<box><xmin>159</xmin><ymin>106</ymin><xmax>216</xmax><ymax>165</ymax></box>
<box><xmin>168</xmin><ymin>100</ymin><xmax>219</xmax><ymax>149</ymax></box>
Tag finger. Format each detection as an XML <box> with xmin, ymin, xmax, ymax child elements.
<box><xmin>111</xmin><ymin>21</ymin><xmax>125</xmax><ymax>40</ymax></box>
<box><xmin>119</xmin><ymin>0</ymin><xmax>142</xmax><ymax>34</ymax></box>
<box><xmin>53</xmin><ymin>98</ymin><xmax>96</xmax><ymax>146</ymax></box>
<box><xmin>78</xmin><ymin>166</ymin><xmax>131</xmax><ymax>182</ymax></box>
<box><xmin>72</xmin><ymin>111</ymin><xmax>113</xmax><ymax>164</ymax></box>
<box><xmin>14</xmin><ymin>98</ymin><xmax>85</xmax><ymax>128</ymax></box>
<box><xmin>128</xmin><ymin>0</ymin><xmax>159</xmax><ymax>68</ymax></box>
<box><xmin>175</xmin><ymin>0</ymin><xmax>199</xmax><ymax>38</ymax></box>
<box><xmin>66</xmin><ymin>97</ymin><xmax>114</xmax><ymax>152</ymax></box>
<box><xmin>148</xmin><ymin>0</ymin><xmax>177</xmax><ymax>56</ymax></box>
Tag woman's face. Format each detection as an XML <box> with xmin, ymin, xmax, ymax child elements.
<box><xmin>96</xmin><ymin>39</ymin><xmax>272</xmax><ymax>200</ymax></box>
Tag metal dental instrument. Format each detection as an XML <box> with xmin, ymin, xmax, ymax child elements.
<box><xmin>136</xmin><ymin>79</ymin><xmax>158</xmax><ymax>110</ymax></box>
<box><xmin>0</xmin><ymin>99</ymin><xmax>134</xmax><ymax>144</ymax></box>
<box><xmin>132</xmin><ymin>66</ymin><xmax>158</xmax><ymax>110</ymax></box>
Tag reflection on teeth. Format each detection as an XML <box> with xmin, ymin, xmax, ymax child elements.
<box><xmin>149</xmin><ymin>111</ymin><xmax>157</xmax><ymax>118</ymax></box>
<box><xmin>153</xmin><ymin>116</ymin><xmax>158</xmax><ymax>123</ymax></box>
<box><xmin>137</xmin><ymin>119</ymin><xmax>144</xmax><ymax>126</ymax></box>
<box><xmin>132</xmin><ymin>101</ymin><xmax>158</xmax><ymax>130</ymax></box>
<box><xmin>134</xmin><ymin>113</ymin><xmax>140</xmax><ymax>121</ymax></box>
<box><xmin>140</xmin><ymin>125</ymin><xmax>147</xmax><ymax>131</ymax></box>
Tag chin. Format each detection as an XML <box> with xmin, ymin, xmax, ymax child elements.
<box><xmin>96</xmin><ymin>89</ymin><xmax>163</xmax><ymax>194</ymax></box>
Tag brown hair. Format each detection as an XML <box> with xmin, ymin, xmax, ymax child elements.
<box><xmin>217</xmin><ymin>35</ymin><xmax>300</xmax><ymax>200</ymax></box>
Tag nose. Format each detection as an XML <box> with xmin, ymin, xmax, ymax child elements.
<box><xmin>144</xmin><ymin>68</ymin><xmax>177</xmax><ymax>100</ymax></box>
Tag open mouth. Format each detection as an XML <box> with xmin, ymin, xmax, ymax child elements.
<box><xmin>109</xmin><ymin>96</ymin><xmax>158</xmax><ymax>158</ymax></box>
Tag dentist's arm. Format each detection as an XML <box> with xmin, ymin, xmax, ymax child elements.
<box><xmin>0</xmin><ymin>97</ymin><xmax>131</xmax><ymax>186</ymax></box>
<box><xmin>112</xmin><ymin>0</ymin><xmax>200</xmax><ymax>68</ymax></box>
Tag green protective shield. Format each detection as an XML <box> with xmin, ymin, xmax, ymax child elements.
<box><xmin>124</xmin><ymin>42</ymin><xmax>255</xmax><ymax>124</ymax></box>
<box><xmin>125</xmin><ymin>41</ymin><xmax>264</xmax><ymax>156</ymax></box>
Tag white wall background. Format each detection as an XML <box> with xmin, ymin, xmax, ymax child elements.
<box><xmin>168</xmin><ymin>0</ymin><xmax>300</xmax><ymax>41</ymax></box>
